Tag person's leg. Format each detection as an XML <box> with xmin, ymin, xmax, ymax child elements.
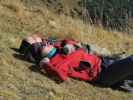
<box><xmin>97</xmin><ymin>55</ymin><xmax>133</xmax><ymax>87</ymax></box>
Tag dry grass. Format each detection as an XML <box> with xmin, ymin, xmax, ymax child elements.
<box><xmin>0</xmin><ymin>0</ymin><xmax>133</xmax><ymax>100</ymax></box>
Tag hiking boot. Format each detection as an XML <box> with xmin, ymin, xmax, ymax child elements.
<box><xmin>120</xmin><ymin>80</ymin><xmax>133</xmax><ymax>93</ymax></box>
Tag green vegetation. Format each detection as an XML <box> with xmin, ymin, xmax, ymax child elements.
<box><xmin>81</xmin><ymin>0</ymin><xmax>133</xmax><ymax>32</ymax></box>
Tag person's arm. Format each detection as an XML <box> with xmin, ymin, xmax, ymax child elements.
<box><xmin>39</xmin><ymin>57</ymin><xmax>68</xmax><ymax>81</ymax></box>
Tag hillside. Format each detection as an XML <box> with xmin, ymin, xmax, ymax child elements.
<box><xmin>0</xmin><ymin>0</ymin><xmax>133</xmax><ymax>100</ymax></box>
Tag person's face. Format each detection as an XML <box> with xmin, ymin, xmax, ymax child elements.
<box><xmin>41</xmin><ymin>44</ymin><xmax>54</xmax><ymax>56</ymax></box>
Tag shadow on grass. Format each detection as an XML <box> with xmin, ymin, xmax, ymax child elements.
<box><xmin>10</xmin><ymin>47</ymin><xmax>20</xmax><ymax>53</ymax></box>
<box><xmin>12</xmin><ymin>53</ymin><xmax>33</xmax><ymax>63</ymax></box>
<box><xmin>29</xmin><ymin>65</ymin><xmax>64</xmax><ymax>84</ymax></box>
<box><xmin>11</xmin><ymin>47</ymin><xmax>63</xmax><ymax>84</ymax></box>
<box><xmin>88</xmin><ymin>81</ymin><xmax>130</xmax><ymax>93</ymax></box>
<box><xmin>11</xmin><ymin>47</ymin><xmax>35</xmax><ymax>63</ymax></box>
<box><xmin>10</xmin><ymin>47</ymin><xmax>27</xmax><ymax>62</ymax></box>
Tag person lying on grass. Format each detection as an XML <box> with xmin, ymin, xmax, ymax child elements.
<box><xmin>19</xmin><ymin>34</ymin><xmax>133</xmax><ymax>92</ymax></box>
<box><xmin>39</xmin><ymin>42</ymin><xmax>133</xmax><ymax>92</ymax></box>
<box><xmin>19</xmin><ymin>33</ymin><xmax>88</xmax><ymax>63</ymax></box>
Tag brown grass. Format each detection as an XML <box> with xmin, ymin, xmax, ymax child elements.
<box><xmin>0</xmin><ymin>0</ymin><xmax>133</xmax><ymax>100</ymax></box>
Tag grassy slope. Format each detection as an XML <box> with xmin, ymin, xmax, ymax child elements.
<box><xmin>0</xmin><ymin>0</ymin><xmax>133</xmax><ymax>100</ymax></box>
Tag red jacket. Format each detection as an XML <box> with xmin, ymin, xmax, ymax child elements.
<box><xmin>41</xmin><ymin>49</ymin><xmax>101</xmax><ymax>81</ymax></box>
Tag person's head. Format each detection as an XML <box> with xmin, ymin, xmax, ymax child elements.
<box><xmin>41</xmin><ymin>44</ymin><xmax>57</xmax><ymax>59</ymax></box>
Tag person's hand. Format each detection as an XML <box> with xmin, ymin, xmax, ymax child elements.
<box><xmin>26</xmin><ymin>36</ymin><xmax>36</xmax><ymax>44</ymax></box>
<box><xmin>39</xmin><ymin>57</ymin><xmax>50</xmax><ymax>68</ymax></box>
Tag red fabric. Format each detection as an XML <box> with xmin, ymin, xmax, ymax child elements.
<box><xmin>41</xmin><ymin>49</ymin><xmax>101</xmax><ymax>81</ymax></box>
<box><xmin>52</xmin><ymin>39</ymin><xmax>79</xmax><ymax>53</ymax></box>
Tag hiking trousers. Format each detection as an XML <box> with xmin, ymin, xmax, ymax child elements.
<box><xmin>97</xmin><ymin>55</ymin><xmax>133</xmax><ymax>87</ymax></box>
